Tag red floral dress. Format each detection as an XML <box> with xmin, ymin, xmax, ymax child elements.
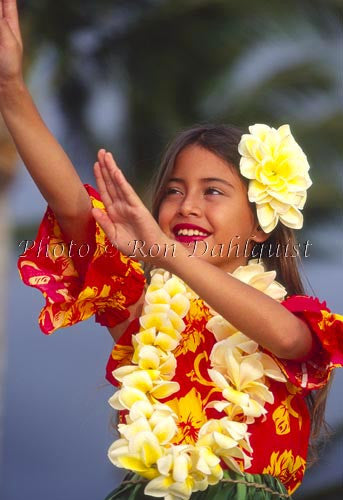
<box><xmin>18</xmin><ymin>185</ymin><xmax>343</xmax><ymax>496</ymax></box>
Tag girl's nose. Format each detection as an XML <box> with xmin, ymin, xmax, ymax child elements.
<box><xmin>178</xmin><ymin>195</ymin><xmax>202</xmax><ymax>217</ymax></box>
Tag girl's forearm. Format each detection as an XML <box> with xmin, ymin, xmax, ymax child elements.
<box><xmin>161</xmin><ymin>243</ymin><xmax>313</xmax><ymax>360</ymax></box>
<box><xmin>0</xmin><ymin>78</ymin><xmax>93</xmax><ymax>243</ymax></box>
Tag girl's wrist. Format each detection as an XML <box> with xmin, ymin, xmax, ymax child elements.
<box><xmin>159</xmin><ymin>240</ymin><xmax>190</xmax><ymax>273</ymax></box>
<box><xmin>0</xmin><ymin>76</ymin><xmax>27</xmax><ymax>106</ymax></box>
<box><xmin>131</xmin><ymin>237</ymin><xmax>182</xmax><ymax>269</ymax></box>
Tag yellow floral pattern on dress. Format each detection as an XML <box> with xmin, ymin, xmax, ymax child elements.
<box><xmin>165</xmin><ymin>388</ymin><xmax>208</xmax><ymax>445</ymax></box>
<box><xmin>272</xmin><ymin>394</ymin><xmax>302</xmax><ymax>435</ymax></box>
<box><xmin>173</xmin><ymin>298</ymin><xmax>211</xmax><ymax>357</ymax></box>
<box><xmin>263</xmin><ymin>450</ymin><xmax>306</xmax><ymax>495</ymax></box>
<box><xmin>111</xmin><ymin>344</ymin><xmax>135</xmax><ymax>370</ymax></box>
<box><xmin>186</xmin><ymin>352</ymin><xmax>213</xmax><ymax>387</ymax></box>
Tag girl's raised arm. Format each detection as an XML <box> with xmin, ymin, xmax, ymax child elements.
<box><xmin>0</xmin><ymin>0</ymin><xmax>92</xmax><ymax>244</ymax></box>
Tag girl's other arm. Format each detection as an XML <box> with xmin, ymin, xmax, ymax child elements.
<box><xmin>0</xmin><ymin>0</ymin><xmax>92</xmax><ymax>244</ymax></box>
<box><xmin>163</xmin><ymin>248</ymin><xmax>313</xmax><ymax>361</ymax></box>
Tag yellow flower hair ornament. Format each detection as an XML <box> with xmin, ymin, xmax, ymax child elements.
<box><xmin>238</xmin><ymin>124</ymin><xmax>312</xmax><ymax>233</ymax></box>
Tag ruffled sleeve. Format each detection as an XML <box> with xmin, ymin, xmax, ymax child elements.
<box><xmin>17</xmin><ymin>184</ymin><xmax>146</xmax><ymax>334</ymax></box>
<box><xmin>271</xmin><ymin>295</ymin><xmax>343</xmax><ymax>390</ymax></box>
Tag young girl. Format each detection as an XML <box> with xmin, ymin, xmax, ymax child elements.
<box><xmin>1</xmin><ymin>1</ymin><xmax>342</xmax><ymax>499</ymax></box>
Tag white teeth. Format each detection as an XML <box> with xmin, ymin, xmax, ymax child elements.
<box><xmin>176</xmin><ymin>229</ymin><xmax>208</xmax><ymax>236</ymax></box>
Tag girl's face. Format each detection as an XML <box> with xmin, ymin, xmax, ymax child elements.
<box><xmin>158</xmin><ymin>145</ymin><xmax>265</xmax><ymax>272</ymax></box>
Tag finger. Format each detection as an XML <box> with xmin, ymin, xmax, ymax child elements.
<box><xmin>93</xmin><ymin>161</ymin><xmax>115</xmax><ymax>211</ymax></box>
<box><xmin>97</xmin><ymin>148</ymin><xmax>106</xmax><ymax>168</ymax></box>
<box><xmin>0</xmin><ymin>2</ymin><xmax>3</xmax><ymax>18</ymax></box>
<box><xmin>96</xmin><ymin>149</ymin><xmax>122</xmax><ymax>205</ymax></box>
<box><xmin>99</xmin><ymin>152</ymin><xmax>122</xmax><ymax>204</ymax></box>
<box><xmin>91</xmin><ymin>207</ymin><xmax>117</xmax><ymax>245</ymax></box>
<box><xmin>97</xmin><ymin>150</ymin><xmax>115</xmax><ymax>197</ymax></box>
<box><xmin>3</xmin><ymin>0</ymin><xmax>22</xmax><ymax>45</ymax></box>
<box><xmin>103</xmin><ymin>152</ymin><xmax>137</xmax><ymax>205</ymax></box>
<box><xmin>100</xmin><ymin>151</ymin><xmax>126</xmax><ymax>205</ymax></box>
<box><xmin>106</xmin><ymin>155</ymin><xmax>143</xmax><ymax>208</ymax></box>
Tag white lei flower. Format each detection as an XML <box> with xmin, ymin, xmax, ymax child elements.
<box><xmin>108</xmin><ymin>260</ymin><xmax>287</xmax><ymax>500</ymax></box>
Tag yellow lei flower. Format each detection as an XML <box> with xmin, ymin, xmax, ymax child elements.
<box><xmin>238</xmin><ymin>124</ymin><xmax>312</xmax><ymax>233</ymax></box>
<box><xmin>107</xmin><ymin>262</ymin><xmax>287</xmax><ymax>499</ymax></box>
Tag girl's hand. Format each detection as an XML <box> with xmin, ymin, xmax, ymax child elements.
<box><xmin>92</xmin><ymin>150</ymin><xmax>174</xmax><ymax>264</ymax></box>
<box><xmin>0</xmin><ymin>0</ymin><xmax>23</xmax><ymax>85</ymax></box>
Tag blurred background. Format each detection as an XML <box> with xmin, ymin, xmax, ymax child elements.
<box><xmin>0</xmin><ymin>0</ymin><xmax>342</xmax><ymax>498</ymax></box>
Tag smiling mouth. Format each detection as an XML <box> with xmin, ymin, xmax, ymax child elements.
<box><xmin>175</xmin><ymin>235</ymin><xmax>209</xmax><ymax>244</ymax></box>
<box><xmin>172</xmin><ymin>224</ymin><xmax>211</xmax><ymax>243</ymax></box>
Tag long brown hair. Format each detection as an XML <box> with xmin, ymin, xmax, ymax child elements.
<box><xmin>147</xmin><ymin>123</ymin><xmax>331</xmax><ymax>463</ymax></box>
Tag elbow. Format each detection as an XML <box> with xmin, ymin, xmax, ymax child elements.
<box><xmin>275</xmin><ymin>337</ymin><xmax>302</xmax><ymax>360</ymax></box>
<box><xmin>273</xmin><ymin>320</ymin><xmax>313</xmax><ymax>360</ymax></box>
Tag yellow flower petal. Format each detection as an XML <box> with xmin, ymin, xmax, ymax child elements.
<box><xmin>220</xmin><ymin>420</ymin><xmax>248</xmax><ymax>440</ymax></box>
<box><xmin>129</xmin><ymin>431</ymin><xmax>163</xmax><ymax>466</ymax></box>
<box><xmin>248</xmin><ymin>180</ymin><xmax>267</xmax><ymax>202</ymax></box>
<box><xmin>108</xmin><ymin>391</ymin><xmax>125</xmax><ymax>410</ymax></box>
<box><xmin>137</xmin><ymin>345</ymin><xmax>162</xmax><ymax>370</ymax></box>
<box><xmin>122</xmin><ymin>370</ymin><xmax>154</xmax><ymax>393</ymax></box>
<box><xmin>111</xmin><ymin>365</ymin><xmax>139</xmax><ymax>383</ymax></box>
<box><xmin>249</xmin><ymin>270</ymin><xmax>277</xmax><ymax>291</ymax></box>
<box><xmin>172</xmin><ymin>454</ymin><xmax>189</xmax><ymax>482</ymax></box>
<box><xmin>150</xmin><ymin>381</ymin><xmax>180</xmax><ymax>399</ymax></box>
<box><xmin>119</xmin><ymin>416</ymin><xmax>151</xmax><ymax>440</ymax></box>
<box><xmin>249</xmin><ymin>123</ymin><xmax>272</xmax><ymax>140</ymax></box>
<box><xmin>222</xmin><ymin>386</ymin><xmax>250</xmax><ymax>408</ymax></box>
<box><xmin>207</xmin><ymin>369</ymin><xmax>229</xmax><ymax>389</ymax></box>
<box><xmin>168</xmin><ymin>309</ymin><xmax>186</xmax><ymax>332</ymax></box>
<box><xmin>256</xmin><ymin>204</ymin><xmax>277</xmax><ymax>232</ymax></box>
<box><xmin>280</xmin><ymin>206</ymin><xmax>303</xmax><ymax>229</ymax></box>
<box><xmin>119</xmin><ymin>387</ymin><xmax>149</xmax><ymax>409</ymax></box>
<box><xmin>129</xmin><ymin>400</ymin><xmax>154</xmax><ymax>420</ymax></box>
<box><xmin>164</xmin><ymin>276</ymin><xmax>187</xmax><ymax>297</ymax></box>
<box><xmin>157</xmin><ymin>454</ymin><xmax>173</xmax><ymax>475</ymax></box>
<box><xmin>144</xmin><ymin>475</ymin><xmax>174</xmax><ymax>497</ymax></box>
<box><xmin>155</xmin><ymin>332</ymin><xmax>179</xmax><ymax>351</ymax></box>
<box><xmin>153</xmin><ymin>416</ymin><xmax>178</xmax><ymax>444</ymax></box>
<box><xmin>206</xmin><ymin>316</ymin><xmax>237</xmax><ymax>341</ymax></box>
<box><xmin>144</xmin><ymin>304</ymin><xmax>171</xmax><ymax>314</ymax></box>
<box><xmin>221</xmin><ymin>454</ymin><xmax>244</xmax><ymax>474</ymax></box>
<box><xmin>159</xmin><ymin>353</ymin><xmax>177</xmax><ymax>379</ymax></box>
<box><xmin>117</xmin><ymin>454</ymin><xmax>153</xmax><ymax>473</ymax></box>
<box><xmin>239</xmin><ymin>157</ymin><xmax>256</xmax><ymax>179</ymax></box>
<box><xmin>239</xmin><ymin>357</ymin><xmax>264</xmax><ymax>387</ymax></box>
<box><xmin>169</xmin><ymin>477</ymin><xmax>193</xmax><ymax>500</ymax></box>
<box><xmin>213</xmin><ymin>431</ymin><xmax>238</xmax><ymax>450</ymax></box>
<box><xmin>145</xmin><ymin>288</ymin><xmax>171</xmax><ymax>305</ymax></box>
<box><xmin>259</xmin><ymin>353</ymin><xmax>287</xmax><ymax>382</ymax></box>
<box><xmin>277</xmin><ymin>124</ymin><xmax>291</xmax><ymax>138</ymax></box>
<box><xmin>170</xmin><ymin>293</ymin><xmax>190</xmax><ymax>317</ymax></box>
<box><xmin>140</xmin><ymin>313</ymin><xmax>170</xmax><ymax>331</ymax></box>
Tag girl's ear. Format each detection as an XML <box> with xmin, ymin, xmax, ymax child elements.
<box><xmin>251</xmin><ymin>223</ymin><xmax>269</xmax><ymax>244</ymax></box>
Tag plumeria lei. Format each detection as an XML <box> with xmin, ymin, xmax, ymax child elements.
<box><xmin>108</xmin><ymin>260</ymin><xmax>288</xmax><ymax>500</ymax></box>
<box><xmin>238</xmin><ymin>124</ymin><xmax>312</xmax><ymax>233</ymax></box>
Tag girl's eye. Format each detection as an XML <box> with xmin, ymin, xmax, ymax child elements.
<box><xmin>165</xmin><ymin>187</ymin><xmax>183</xmax><ymax>196</ymax></box>
<box><xmin>205</xmin><ymin>187</ymin><xmax>222</xmax><ymax>195</ymax></box>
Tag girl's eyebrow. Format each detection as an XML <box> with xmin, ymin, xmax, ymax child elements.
<box><xmin>168</xmin><ymin>177</ymin><xmax>235</xmax><ymax>189</ymax></box>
